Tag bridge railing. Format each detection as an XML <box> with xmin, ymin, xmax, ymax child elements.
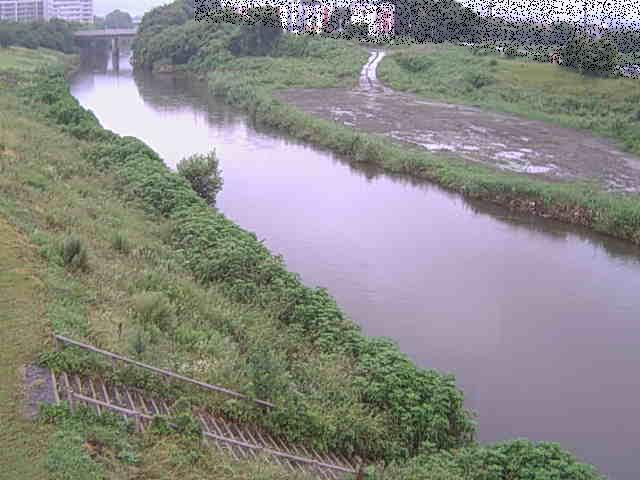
<box><xmin>53</xmin><ymin>334</ymin><xmax>275</xmax><ymax>409</ymax></box>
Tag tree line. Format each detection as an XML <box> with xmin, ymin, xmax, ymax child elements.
<box><xmin>0</xmin><ymin>19</ymin><xmax>76</xmax><ymax>52</ymax></box>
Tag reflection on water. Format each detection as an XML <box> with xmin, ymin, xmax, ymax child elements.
<box><xmin>71</xmin><ymin>51</ymin><xmax>640</xmax><ymax>480</ymax></box>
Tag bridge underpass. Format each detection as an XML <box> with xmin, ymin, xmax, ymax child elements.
<box><xmin>74</xmin><ymin>29</ymin><xmax>137</xmax><ymax>72</ymax></box>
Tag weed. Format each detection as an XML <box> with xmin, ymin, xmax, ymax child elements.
<box><xmin>110</xmin><ymin>231</ymin><xmax>130</xmax><ymax>254</ymax></box>
<box><xmin>61</xmin><ymin>235</ymin><xmax>89</xmax><ymax>272</ymax></box>
<box><xmin>131</xmin><ymin>292</ymin><xmax>174</xmax><ymax>331</ymax></box>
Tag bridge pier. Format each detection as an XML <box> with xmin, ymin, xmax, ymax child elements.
<box><xmin>112</xmin><ymin>37</ymin><xmax>120</xmax><ymax>72</ymax></box>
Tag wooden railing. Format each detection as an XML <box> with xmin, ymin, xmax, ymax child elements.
<box><xmin>54</xmin><ymin>334</ymin><xmax>275</xmax><ymax>409</ymax></box>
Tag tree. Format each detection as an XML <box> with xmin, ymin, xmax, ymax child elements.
<box><xmin>325</xmin><ymin>6</ymin><xmax>350</xmax><ymax>34</ymax></box>
<box><xmin>105</xmin><ymin>9</ymin><xmax>134</xmax><ymax>29</ymax></box>
<box><xmin>229</xmin><ymin>6</ymin><xmax>282</xmax><ymax>56</ymax></box>
<box><xmin>177</xmin><ymin>151</ymin><xmax>223</xmax><ymax>205</ymax></box>
<box><xmin>562</xmin><ymin>34</ymin><xmax>620</xmax><ymax>76</ymax></box>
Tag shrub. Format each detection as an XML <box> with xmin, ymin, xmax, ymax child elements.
<box><xmin>562</xmin><ymin>35</ymin><xmax>621</xmax><ymax>76</ymax></box>
<box><xmin>110</xmin><ymin>231</ymin><xmax>131</xmax><ymax>254</ymax></box>
<box><xmin>61</xmin><ymin>236</ymin><xmax>89</xmax><ymax>272</ymax></box>
<box><xmin>177</xmin><ymin>151</ymin><xmax>223</xmax><ymax>205</ymax></box>
<box><xmin>343</xmin><ymin>22</ymin><xmax>369</xmax><ymax>41</ymax></box>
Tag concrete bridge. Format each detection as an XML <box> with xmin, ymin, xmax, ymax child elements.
<box><xmin>74</xmin><ymin>29</ymin><xmax>137</xmax><ymax>71</ymax></box>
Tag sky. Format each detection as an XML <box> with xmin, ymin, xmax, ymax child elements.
<box><xmin>94</xmin><ymin>0</ymin><xmax>169</xmax><ymax>17</ymax></box>
<box><xmin>94</xmin><ymin>0</ymin><xmax>639</xmax><ymax>22</ymax></box>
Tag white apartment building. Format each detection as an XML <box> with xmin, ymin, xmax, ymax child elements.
<box><xmin>45</xmin><ymin>0</ymin><xmax>93</xmax><ymax>23</ymax></box>
<box><xmin>0</xmin><ymin>0</ymin><xmax>44</xmax><ymax>21</ymax></box>
<box><xmin>0</xmin><ymin>0</ymin><xmax>92</xmax><ymax>22</ymax></box>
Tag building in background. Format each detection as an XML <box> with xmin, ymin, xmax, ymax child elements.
<box><xmin>0</xmin><ymin>0</ymin><xmax>45</xmax><ymax>21</ymax></box>
<box><xmin>45</xmin><ymin>0</ymin><xmax>93</xmax><ymax>23</ymax></box>
<box><xmin>350</xmin><ymin>0</ymin><xmax>394</xmax><ymax>36</ymax></box>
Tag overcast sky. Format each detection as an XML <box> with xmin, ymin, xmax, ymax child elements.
<box><xmin>94</xmin><ymin>0</ymin><xmax>639</xmax><ymax>21</ymax></box>
<box><xmin>94</xmin><ymin>0</ymin><xmax>169</xmax><ymax>16</ymax></box>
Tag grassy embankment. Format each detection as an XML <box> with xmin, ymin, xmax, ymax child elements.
<box><xmin>378</xmin><ymin>43</ymin><xmax>640</xmax><ymax>156</ymax></box>
<box><xmin>132</xmin><ymin>7</ymin><xmax>640</xmax><ymax>245</ymax></box>
<box><xmin>1</xmin><ymin>44</ymin><xmax>481</xmax><ymax>478</ymax></box>
<box><xmin>1</xmin><ymin>46</ymin><xmax>306</xmax><ymax>480</ymax></box>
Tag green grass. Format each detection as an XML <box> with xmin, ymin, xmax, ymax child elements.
<box><xmin>378</xmin><ymin>43</ymin><xmax>640</xmax><ymax>155</ymax></box>
<box><xmin>0</xmin><ymin>215</ymin><xmax>51</xmax><ymax>480</ymax></box>
<box><xmin>0</xmin><ymin>46</ymin><xmax>71</xmax><ymax>72</ymax></box>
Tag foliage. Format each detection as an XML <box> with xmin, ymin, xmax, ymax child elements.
<box><xmin>383</xmin><ymin>440</ymin><xmax>604</xmax><ymax>480</ymax></box>
<box><xmin>562</xmin><ymin>35</ymin><xmax>621</xmax><ymax>76</ymax></box>
<box><xmin>228</xmin><ymin>6</ymin><xmax>283</xmax><ymax>56</ymax></box>
<box><xmin>61</xmin><ymin>235</ymin><xmax>89</xmax><ymax>271</ymax></box>
<box><xmin>0</xmin><ymin>19</ymin><xmax>77</xmax><ymax>53</ymax></box>
<box><xmin>177</xmin><ymin>150</ymin><xmax>223</xmax><ymax>205</ymax></box>
<box><xmin>39</xmin><ymin>403</ymin><xmax>138</xmax><ymax>480</ymax></box>
<box><xmin>104</xmin><ymin>9</ymin><xmax>134</xmax><ymax>29</ymax></box>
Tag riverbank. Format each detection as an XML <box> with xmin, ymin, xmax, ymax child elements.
<box><xmin>0</xmin><ymin>41</ymin><xmax>609</xmax><ymax>478</ymax></box>
<box><xmin>1</xmin><ymin>46</ymin><xmax>474</xmax><ymax>475</ymax></box>
<box><xmin>131</xmin><ymin>11</ymin><xmax>640</xmax><ymax>244</ymax></box>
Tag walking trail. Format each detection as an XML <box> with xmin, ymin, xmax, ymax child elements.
<box><xmin>276</xmin><ymin>51</ymin><xmax>640</xmax><ymax>193</ymax></box>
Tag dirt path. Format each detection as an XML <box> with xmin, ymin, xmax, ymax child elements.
<box><xmin>276</xmin><ymin>51</ymin><xmax>640</xmax><ymax>193</ymax></box>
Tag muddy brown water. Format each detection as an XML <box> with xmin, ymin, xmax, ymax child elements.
<box><xmin>69</xmin><ymin>52</ymin><xmax>640</xmax><ymax>479</ymax></box>
<box><xmin>277</xmin><ymin>51</ymin><xmax>640</xmax><ymax>192</ymax></box>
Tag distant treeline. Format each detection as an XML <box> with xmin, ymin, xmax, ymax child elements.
<box><xmin>0</xmin><ymin>19</ymin><xmax>77</xmax><ymax>53</ymax></box>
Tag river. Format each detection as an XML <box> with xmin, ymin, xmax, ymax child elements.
<box><xmin>69</xmin><ymin>51</ymin><xmax>640</xmax><ymax>479</ymax></box>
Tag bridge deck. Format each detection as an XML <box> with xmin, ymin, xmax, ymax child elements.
<box><xmin>74</xmin><ymin>29</ymin><xmax>137</xmax><ymax>38</ymax></box>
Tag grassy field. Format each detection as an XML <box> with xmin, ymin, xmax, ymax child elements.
<box><xmin>0</xmin><ymin>46</ymin><xmax>72</xmax><ymax>72</ymax></box>
<box><xmin>378</xmin><ymin>43</ymin><xmax>640</xmax><ymax>155</ymax></box>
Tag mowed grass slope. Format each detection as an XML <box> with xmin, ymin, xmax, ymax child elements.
<box><xmin>0</xmin><ymin>46</ymin><xmax>71</xmax><ymax>72</ymax></box>
<box><xmin>0</xmin><ymin>218</ymin><xmax>51</xmax><ymax>480</ymax></box>
<box><xmin>378</xmin><ymin>43</ymin><xmax>640</xmax><ymax>155</ymax></box>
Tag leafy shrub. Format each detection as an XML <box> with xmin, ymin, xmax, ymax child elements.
<box><xmin>562</xmin><ymin>35</ymin><xmax>621</xmax><ymax>76</ymax></box>
<box><xmin>177</xmin><ymin>151</ymin><xmax>223</xmax><ymax>205</ymax></box>
<box><xmin>384</xmin><ymin>440</ymin><xmax>605</xmax><ymax>480</ymax></box>
<box><xmin>61</xmin><ymin>236</ymin><xmax>89</xmax><ymax>272</ymax></box>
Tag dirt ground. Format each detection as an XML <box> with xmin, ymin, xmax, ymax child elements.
<box><xmin>275</xmin><ymin>51</ymin><xmax>640</xmax><ymax>193</ymax></box>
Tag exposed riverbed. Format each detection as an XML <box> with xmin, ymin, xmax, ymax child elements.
<box><xmin>277</xmin><ymin>51</ymin><xmax>640</xmax><ymax>192</ymax></box>
<box><xmin>69</xmin><ymin>52</ymin><xmax>640</xmax><ymax>479</ymax></box>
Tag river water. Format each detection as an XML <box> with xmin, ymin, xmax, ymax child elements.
<box><xmin>70</xmin><ymin>52</ymin><xmax>640</xmax><ymax>479</ymax></box>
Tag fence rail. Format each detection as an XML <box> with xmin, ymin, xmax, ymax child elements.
<box><xmin>54</xmin><ymin>334</ymin><xmax>275</xmax><ymax>409</ymax></box>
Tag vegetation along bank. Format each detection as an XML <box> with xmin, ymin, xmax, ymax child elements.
<box><xmin>0</xmin><ymin>38</ymin><xmax>605</xmax><ymax>480</ymax></box>
<box><xmin>131</xmin><ymin>1</ymin><xmax>640</xmax><ymax>245</ymax></box>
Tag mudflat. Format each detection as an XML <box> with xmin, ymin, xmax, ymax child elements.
<box><xmin>275</xmin><ymin>51</ymin><xmax>640</xmax><ymax>193</ymax></box>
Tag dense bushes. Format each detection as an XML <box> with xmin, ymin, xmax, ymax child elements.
<box><xmin>0</xmin><ymin>19</ymin><xmax>76</xmax><ymax>53</ymax></box>
<box><xmin>562</xmin><ymin>35</ymin><xmax>621</xmax><ymax>76</ymax></box>
<box><xmin>383</xmin><ymin>440</ymin><xmax>604</xmax><ymax>480</ymax></box>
